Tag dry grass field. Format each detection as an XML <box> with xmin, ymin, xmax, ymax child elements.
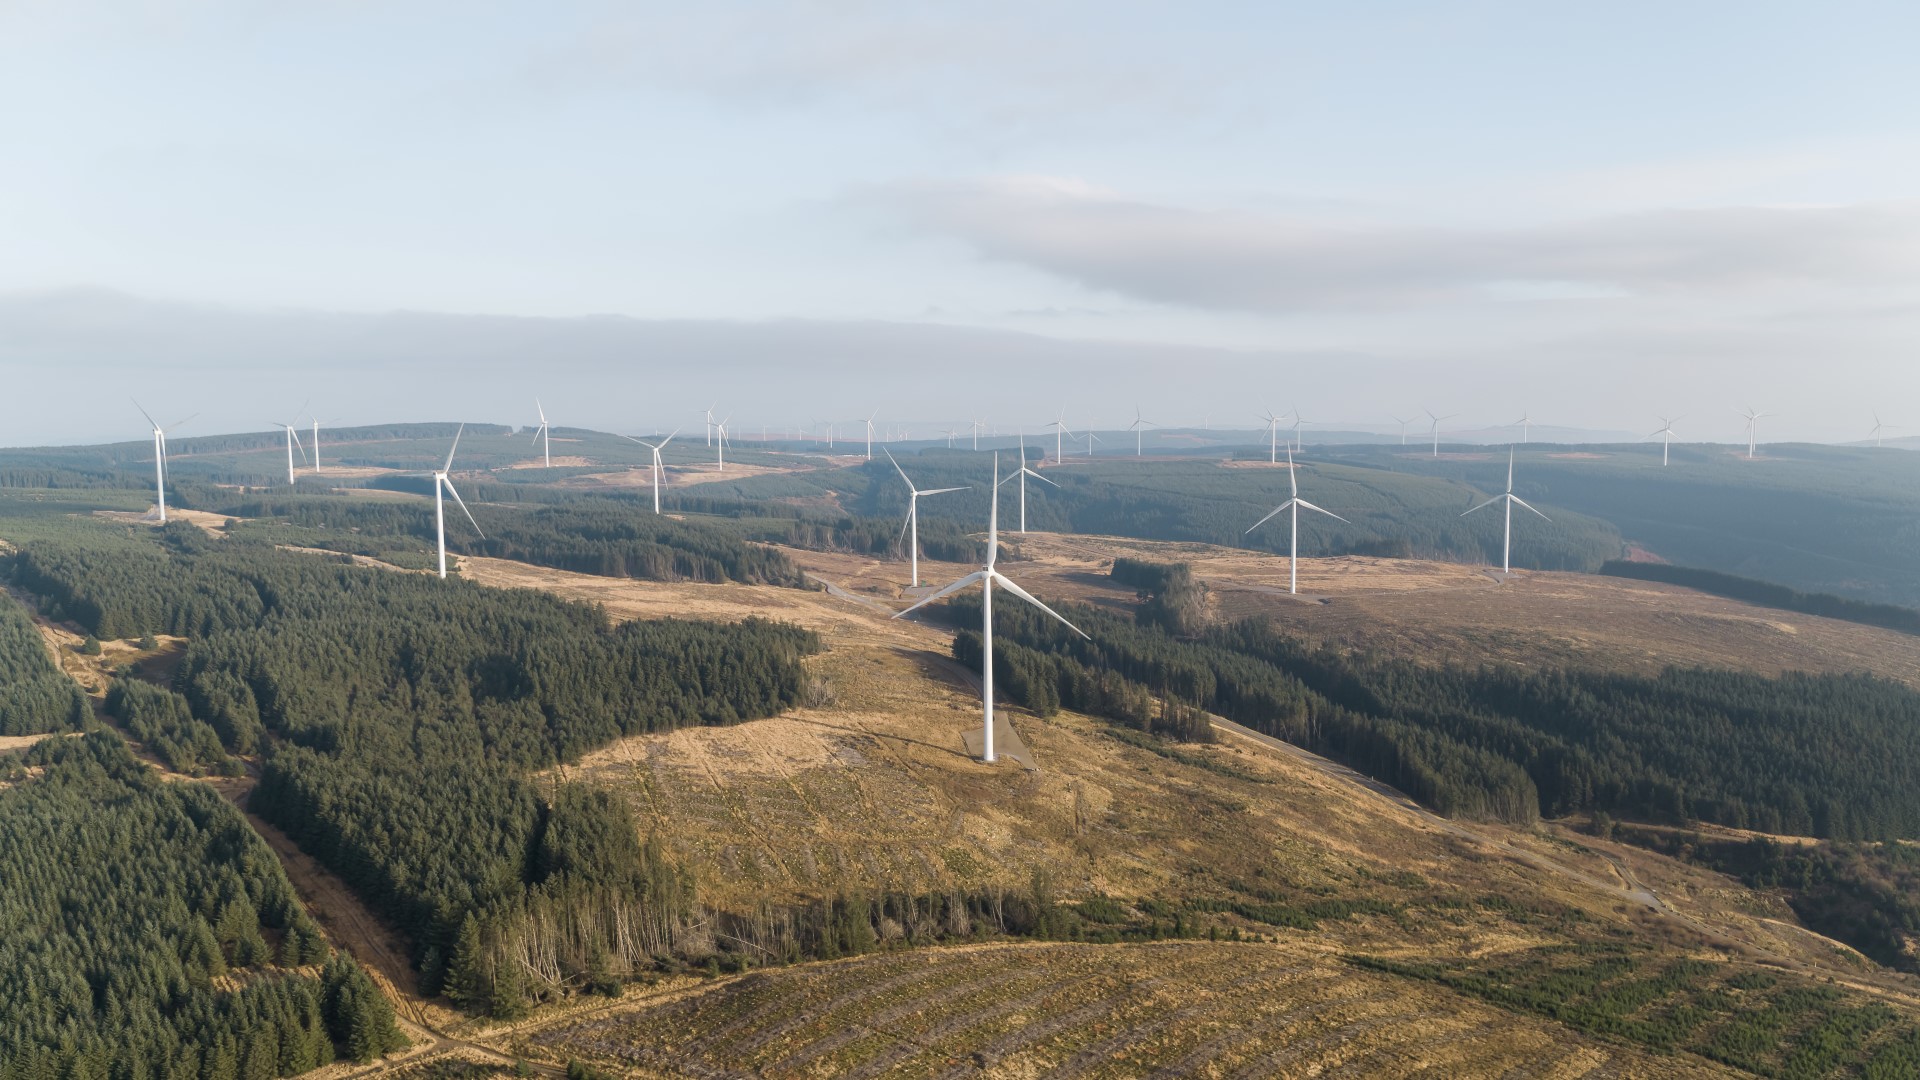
<box><xmin>524</xmin><ymin>940</ymin><xmax>1734</xmax><ymax>1079</ymax></box>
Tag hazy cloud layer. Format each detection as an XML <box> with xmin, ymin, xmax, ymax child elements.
<box><xmin>876</xmin><ymin>178</ymin><xmax>1920</xmax><ymax>311</ymax></box>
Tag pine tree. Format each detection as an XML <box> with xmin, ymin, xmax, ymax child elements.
<box><xmin>444</xmin><ymin>914</ymin><xmax>489</xmax><ymax>1013</ymax></box>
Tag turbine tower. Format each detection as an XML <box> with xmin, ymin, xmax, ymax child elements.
<box><xmin>894</xmin><ymin>454</ymin><xmax>1088</xmax><ymax>763</ymax></box>
<box><xmin>1246</xmin><ymin>449</ymin><xmax>1348</xmax><ymax>595</ymax></box>
<box><xmin>1513</xmin><ymin>411</ymin><xmax>1534</xmax><ymax>443</ymax></box>
<box><xmin>1736</xmin><ymin>406</ymin><xmax>1768</xmax><ymax>459</ymax></box>
<box><xmin>1392</xmin><ymin>415</ymin><xmax>1413</xmax><ymax>446</ymax></box>
<box><xmin>309</xmin><ymin>416</ymin><xmax>339</xmax><ymax>474</ymax></box>
<box><xmin>621</xmin><ymin>427</ymin><xmax>681</xmax><ymax>514</ymax></box>
<box><xmin>414</xmin><ymin>425</ymin><xmax>484</xmax><ymax>580</ymax></box>
<box><xmin>1461</xmin><ymin>448</ymin><xmax>1549</xmax><ymax>575</ymax></box>
<box><xmin>883</xmin><ymin>448</ymin><xmax>965</xmax><ymax>587</ymax></box>
<box><xmin>714</xmin><ymin>415</ymin><xmax>732</xmax><ymax>470</ymax></box>
<box><xmin>132</xmin><ymin>402</ymin><xmax>193</xmax><ymax>524</ymax></box>
<box><xmin>1011</xmin><ymin>436</ymin><xmax>1057</xmax><ymax>533</ymax></box>
<box><xmin>1425</xmin><ymin>409</ymin><xmax>1458</xmax><ymax>458</ymax></box>
<box><xmin>1129</xmin><ymin>405</ymin><xmax>1156</xmax><ymax>456</ymax></box>
<box><xmin>864</xmin><ymin>410</ymin><xmax>880</xmax><ymax>460</ymax></box>
<box><xmin>1649</xmin><ymin>416</ymin><xmax>1679</xmax><ymax>466</ymax></box>
<box><xmin>704</xmin><ymin>403</ymin><xmax>716</xmax><ymax>447</ymax></box>
<box><xmin>529</xmin><ymin>399</ymin><xmax>552</xmax><ymax>468</ymax></box>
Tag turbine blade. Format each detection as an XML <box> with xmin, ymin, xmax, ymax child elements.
<box><xmin>919</xmin><ymin>486</ymin><xmax>967</xmax><ymax>496</ymax></box>
<box><xmin>899</xmin><ymin>502</ymin><xmax>914</xmax><ymax>545</ymax></box>
<box><xmin>442</xmin><ymin>478</ymin><xmax>486</xmax><ymax>539</ymax></box>
<box><xmin>1295</xmin><ymin>499</ymin><xmax>1349</xmax><ymax>523</ymax></box>
<box><xmin>883</xmin><ymin>447</ymin><xmax>913</xmax><ymax>488</ymax></box>
<box><xmin>991</xmin><ymin>571</ymin><xmax>1091</xmax><ymax>639</ymax></box>
<box><xmin>1246</xmin><ymin>501</ymin><xmax>1293</xmax><ymax>533</ymax></box>
<box><xmin>1461</xmin><ymin>496</ymin><xmax>1500</xmax><ymax>517</ymax></box>
<box><xmin>291</xmin><ymin>427</ymin><xmax>308</xmax><ymax>464</ymax></box>
<box><xmin>892</xmin><ymin>571</ymin><xmax>987</xmax><ymax>618</ymax></box>
<box><xmin>659</xmin><ymin>427</ymin><xmax>680</xmax><ymax>450</ymax></box>
<box><xmin>167</xmin><ymin>413</ymin><xmax>198</xmax><ymax>432</ymax></box>
<box><xmin>1022</xmin><ymin>468</ymin><xmax>1059</xmax><ymax>487</ymax></box>
<box><xmin>443</xmin><ymin>423</ymin><xmax>465</xmax><ymax>472</ymax></box>
<box><xmin>133</xmin><ymin>399</ymin><xmax>159</xmax><ymax>429</ymax></box>
<box><xmin>1511</xmin><ymin>495</ymin><xmax>1551</xmax><ymax>521</ymax></box>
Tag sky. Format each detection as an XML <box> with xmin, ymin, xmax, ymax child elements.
<box><xmin>2</xmin><ymin>1</ymin><xmax>1917</xmax><ymax>446</ymax></box>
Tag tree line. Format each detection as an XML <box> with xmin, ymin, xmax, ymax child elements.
<box><xmin>1600</xmin><ymin>560</ymin><xmax>1920</xmax><ymax>636</ymax></box>
<box><xmin>0</xmin><ymin>733</ymin><xmax>402</xmax><ymax>1075</ymax></box>
<box><xmin>0</xmin><ymin>591</ymin><xmax>87</xmax><ymax>736</ymax></box>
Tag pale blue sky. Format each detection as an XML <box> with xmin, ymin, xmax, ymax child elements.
<box><xmin>2</xmin><ymin>1</ymin><xmax>1917</xmax><ymax>445</ymax></box>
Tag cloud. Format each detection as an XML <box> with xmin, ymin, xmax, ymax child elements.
<box><xmin>871</xmin><ymin>177</ymin><xmax>1920</xmax><ymax>312</ymax></box>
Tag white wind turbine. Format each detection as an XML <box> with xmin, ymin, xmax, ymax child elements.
<box><xmin>704</xmin><ymin>403</ymin><xmax>717</xmax><ymax>447</ymax></box>
<box><xmin>883</xmin><ymin>448</ymin><xmax>966</xmax><ymax>587</ymax></box>
<box><xmin>1870</xmin><ymin>412</ymin><xmax>1898</xmax><ymax>448</ymax></box>
<box><xmin>1426</xmin><ymin>409</ymin><xmax>1458</xmax><ymax>458</ymax></box>
<box><xmin>970</xmin><ymin>419</ymin><xmax>986</xmax><ymax>451</ymax></box>
<box><xmin>1513</xmin><ymin>411</ymin><xmax>1535</xmax><ymax>443</ymax></box>
<box><xmin>943</xmin><ymin>427</ymin><xmax>960</xmax><ymax>449</ymax></box>
<box><xmin>1259</xmin><ymin>410</ymin><xmax>1284</xmax><ymax>463</ymax></box>
<box><xmin>1736</xmin><ymin>406</ymin><xmax>1768</xmax><ymax>459</ymax></box>
<box><xmin>1289</xmin><ymin>407</ymin><xmax>1312</xmax><ymax>454</ymax></box>
<box><xmin>1129</xmin><ymin>405</ymin><xmax>1156</xmax><ymax>456</ymax></box>
<box><xmin>1046</xmin><ymin>408</ymin><xmax>1073</xmax><ymax>464</ymax></box>
<box><xmin>863</xmin><ymin>410</ymin><xmax>880</xmax><ymax>460</ymax></box>
<box><xmin>1649</xmin><ymin>416</ymin><xmax>1679</xmax><ymax>466</ymax></box>
<box><xmin>269</xmin><ymin>405</ymin><xmax>309</xmax><ymax>485</ymax></box>
<box><xmin>527</xmin><ymin>399</ymin><xmax>553</xmax><ymax>468</ymax></box>
<box><xmin>713</xmin><ymin>415</ymin><xmax>733</xmax><ymax>470</ymax></box>
<box><xmin>894</xmin><ymin>454</ymin><xmax>1088</xmax><ymax>763</ymax></box>
<box><xmin>1084</xmin><ymin>430</ymin><xmax>1102</xmax><ymax>456</ymax></box>
<box><xmin>1461</xmin><ymin>448</ymin><xmax>1549</xmax><ymax>576</ymax></box>
<box><xmin>621</xmin><ymin>427</ymin><xmax>681</xmax><ymax>513</ymax></box>
<box><xmin>412</xmin><ymin>424</ymin><xmax>484</xmax><ymax>580</ymax></box>
<box><xmin>1392</xmin><ymin>415</ymin><xmax>1414</xmax><ymax>446</ymax></box>
<box><xmin>132</xmin><ymin>401</ymin><xmax>194</xmax><ymax>524</ymax></box>
<box><xmin>309</xmin><ymin>416</ymin><xmax>341</xmax><ymax>474</ymax></box>
<box><xmin>1011</xmin><ymin>436</ymin><xmax>1057</xmax><ymax>533</ymax></box>
<box><xmin>1246</xmin><ymin>448</ymin><xmax>1348</xmax><ymax>595</ymax></box>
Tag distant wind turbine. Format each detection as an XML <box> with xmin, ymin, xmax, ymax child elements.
<box><xmin>1392</xmin><ymin>415</ymin><xmax>1414</xmax><ymax>446</ymax></box>
<box><xmin>1736</xmin><ymin>406</ymin><xmax>1768</xmax><ymax>459</ymax></box>
<box><xmin>1129</xmin><ymin>405</ymin><xmax>1156</xmax><ymax>456</ymax></box>
<box><xmin>1259</xmin><ymin>411</ymin><xmax>1284</xmax><ymax>463</ymax></box>
<box><xmin>894</xmin><ymin>454</ymin><xmax>1088</xmax><ymax>763</ymax></box>
<box><xmin>1289</xmin><ymin>407</ymin><xmax>1312</xmax><ymax>454</ymax></box>
<box><xmin>704</xmin><ymin>403</ymin><xmax>716</xmax><ymax>447</ymax></box>
<box><xmin>621</xmin><ymin>427</ymin><xmax>681</xmax><ymax>513</ymax></box>
<box><xmin>132</xmin><ymin>401</ymin><xmax>194</xmax><ymax>524</ymax></box>
<box><xmin>309</xmin><ymin>416</ymin><xmax>340</xmax><ymax>474</ymax></box>
<box><xmin>1461</xmin><ymin>448</ymin><xmax>1549</xmax><ymax>576</ymax></box>
<box><xmin>1011</xmin><ymin>436</ymin><xmax>1057</xmax><ymax>534</ymax></box>
<box><xmin>1870</xmin><ymin>412</ymin><xmax>1898</xmax><ymax>448</ymax></box>
<box><xmin>408</xmin><ymin>424</ymin><xmax>484</xmax><ymax>580</ymax></box>
<box><xmin>883</xmin><ymin>449</ymin><xmax>966</xmax><ymax>587</ymax></box>
<box><xmin>1046</xmin><ymin>407</ymin><xmax>1073</xmax><ymax>464</ymax></box>
<box><xmin>1246</xmin><ymin>449</ymin><xmax>1348</xmax><ymax>595</ymax></box>
<box><xmin>1084</xmin><ymin>430</ymin><xmax>1102</xmax><ymax>456</ymax></box>
<box><xmin>269</xmin><ymin>406</ymin><xmax>309</xmax><ymax>485</ymax></box>
<box><xmin>970</xmin><ymin>419</ymin><xmax>985</xmax><ymax>451</ymax></box>
<box><xmin>1426</xmin><ymin>409</ymin><xmax>1458</xmax><ymax>458</ymax></box>
<box><xmin>1513</xmin><ymin>411</ymin><xmax>1534</xmax><ymax>443</ymax></box>
<box><xmin>527</xmin><ymin>399</ymin><xmax>552</xmax><ymax>468</ymax></box>
<box><xmin>943</xmin><ymin>427</ymin><xmax>960</xmax><ymax>449</ymax></box>
<box><xmin>863</xmin><ymin>410</ymin><xmax>879</xmax><ymax>460</ymax></box>
<box><xmin>1649</xmin><ymin>416</ymin><xmax>1679</xmax><ymax>466</ymax></box>
<box><xmin>714</xmin><ymin>415</ymin><xmax>732</xmax><ymax>470</ymax></box>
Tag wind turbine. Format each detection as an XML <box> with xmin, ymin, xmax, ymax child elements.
<box><xmin>1129</xmin><ymin>406</ymin><xmax>1156</xmax><ymax>456</ymax></box>
<box><xmin>1736</xmin><ymin>406</ymin><xmax>1768</xmax><ymax>459</ymax></box>
<box><xmin>1246</xmin><ymin>449</ymin><xmax>1348</xmax><ymax>595</ymax></box>
<box><xmin>1392</xmin><ymin>416</ymin><xmax>1414</xmax><ymax>446</ymax></box>
<box><xmin>1425</xmin><ymin>409</ymin><xmax>1458</xmax><ymax>458</ymax></box>
<box><xmin>1259</xmin><ymin>411</ymin><xmax>1284</xmax><ymax>463</ymax></box>
<box><xmin>883</xmin><ymin>449</ymin><xmax>966</xmax><ymax>587</ymax></box>
<box><xmin>621</xmin><ymin>428</ymin><xmax>681</xmax><ymax>513</ymax></box>
<box><xmin>1011</xmin><ymin>436</ymin><xmax>1057</xmax><ymax>533</ymax></box>
<box><xmin>309</xmin><ymin>416</ymin><xmax>340</xmax><ymax>474</ymax></box>
<box><xmin>528</xmin><ymin>399</ymin><xmax>552</xmax><ymax>468</ymax></box>
<box><xmin>894</xmin><ymin>454</ymin><xmax>1088</xmax><ymax>763</ymax></box>
<box><xmin>411</xmin><ymin>424</ymin><xmax>484</xmax><ymax>580</ymax></box>
<box><xmin>1289</xmin><ymin>407</ymin><xmax>1312</xmax><ymax>454</ymax></box>
<box><xmin>132</xmin><ymin>401</ymin><xmax>194</xmax><ymax>524</ymax></box>
<box><xmin>269</xmin><ymin>407</ymin><xmax>309</xmax><ymax>485</ymax></box>
<box><xmin>714</xmin><ymin>415</ymin><xmax>733</xmax><ymax>470</ymax></box>
<box><xmin>1084</xmin><ymin>430</ymin><xmax>1102</xmax><ymax>456</ymax></box>
<box><xmin>970</xmin><ymin>419</ymin><xmax>985</xmax><ymax>451</ymax></box>
<box><xmin>1461</xmin><ymin>448</ymin><xmax>1549</xmax><ymax>576</ymax></box>
<box><xmin>1513</xmin><ymin>411</ymin><xmax>1535</xmax><ymax>443</ymax></box>
<box><xmin>1870</xmin><ymin>412</ymin><xmax>1898</xmax><ymax>448</ymax></box>
<box><xmin>1046</xmin><ymin>408</ymin><xmax>1073</xmax><ymax>464</ymax></box>
<box><xmin>864</xmin><ymin>410</ymin><xmax>880</xmax><ymax>460</ymax></box>
<box><xmin>1649</xmin><ymin>416</ymin><xmax>1679</xmax><ymax>466</ymax></box>
<box><xmin>704</xmin><ymin>403</ymin><xmax>716</xmax><ymax>447</ymax></box>
<box><xmin>943</xmin><ymin>427</ymin><xmax>960</xmax><ymax>449</ymax></box>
